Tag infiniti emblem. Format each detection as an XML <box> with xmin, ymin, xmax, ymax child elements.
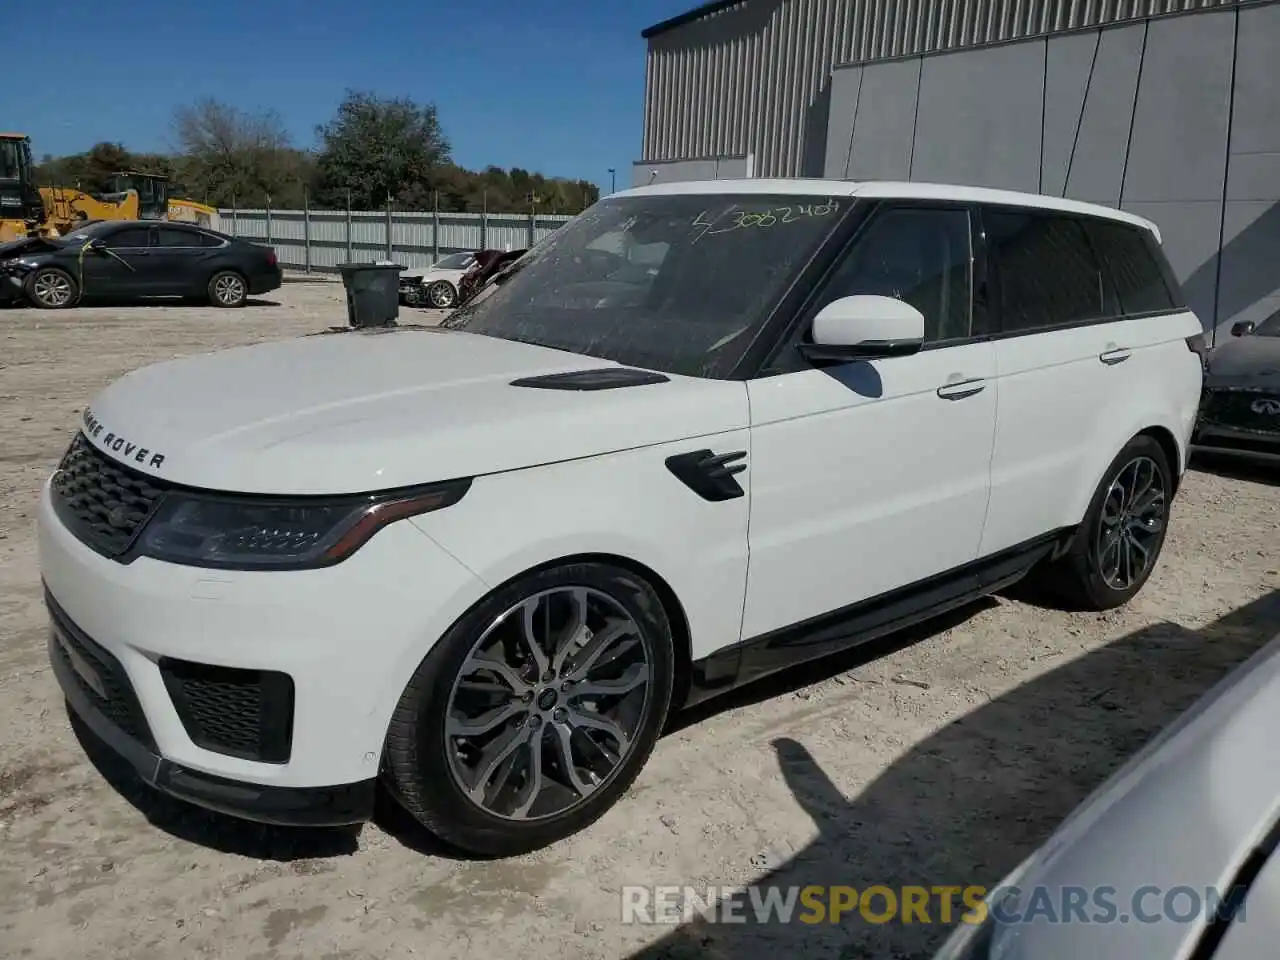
<box><xmin>1250</xmin><ymin>398</ymin><xmax>1280</xmax><ymax>416</ymax></box>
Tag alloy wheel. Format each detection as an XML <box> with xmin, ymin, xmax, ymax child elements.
<box><xmin>1095</xmin><ymin>455</ymin><xmax>1167</xmax><ymax>590</ymax></box>
<box><xmin>34</xmin><ymin>272</ymin><xmax>72</xmax><ymax>307</ymax></box>
<box><xmin>444</xmin><ymin>586</ymin><xmax>652</xmax><ymax>821</ymax></box>
<box><xmin>429</xmin><ymin>283</ymin><xmax>455</xmax><ymax>308</ymax></box>
<box><xmin>214</xmin><ymin>274</ymin><xmax>245</xmax><ymax>305</ymax></box>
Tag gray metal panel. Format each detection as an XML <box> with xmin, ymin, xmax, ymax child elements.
<box><xmin>1230</xmin><ymin>1</ymin><xmax>1280</xmax><ymax>155</ymax></box>
<box><xmin>641</xmin><ymin>0</ymin><xmax>1241</xmax><ymax>176</ymax></box>
<box><xmin>1122</xmin><ymin>10</ymin><xmax>1235</xmax><ymax>203</ymax></box>
<box><xmin>1124</xmin><ymin>200</ymin><xmax>1226</xmax><ymax>326</ymax></box>
<box><xmin>822</xmin><ymin>65</ymin><xmax>862</xmax><ymax>177</ymax></box>
<box><xmin>1214</xmin><ymin>200</ymin><xmax>1280</xmax><ymax>332</ymax></box>
<box><xmin>845</xmin><ymin>56</ymin><xmax>920</xmax><ymax>179</ymax></box>
<box><xmin>1063</xmin><ymin>22</ymin><xmax>1147</xmax><ymax>205</ymax></box>
<box><xmin>1227</xmin><ymin>1</ymin><xmax>1280</xmax><ymax>201</ymax></box>
<box><xmin>910</xmin><ymin>40</ymin><xmax>1045</xmax><ymax>192</ymax></box>
<box><xmin>1041</xmin><ymin>31</ymin><xmax>1100</xmax><ymax>196</ymax></box>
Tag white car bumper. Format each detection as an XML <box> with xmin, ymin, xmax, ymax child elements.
<box><xmin>37</xmin><ymin>479</ymin><xmax>485</xmax><ymax>825</ymax></box>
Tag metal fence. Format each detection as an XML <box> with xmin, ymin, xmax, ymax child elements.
<box><xmin>213</xmin><ymin>207</ymin><xmax>576</xmax><ymax>273</ymax></box>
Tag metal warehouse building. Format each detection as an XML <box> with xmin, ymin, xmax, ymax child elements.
<box><xmin>636</xmin><ymin>0</ymin><xmax>1280</xmax><ymax>339</ymax></box>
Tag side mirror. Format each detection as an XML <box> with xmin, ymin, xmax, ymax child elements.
<box><xmin>799</xmin><ymin>295</ymin><xmax>926</xmax><ymax>362</ymax></box>
<box><xmin>1231</xmin><ymin>320</ymin><xmax>1255</xmax><ymax>338</ymax></box>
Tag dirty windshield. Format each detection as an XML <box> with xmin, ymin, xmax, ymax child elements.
<box><xmin>443</xmin><ymin>193</ymin><xmax>851</xmax><ymax>378</ymax></box>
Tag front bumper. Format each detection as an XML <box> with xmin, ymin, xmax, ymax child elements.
<box><xmin>38</xmin><ymin>477</ymin><xmax>486</xmax><ymax>822</ymax></box>
<box><xmin>51</xmin><ymin>606</ymin><xmax>375</xmax><ymax>826</ymax></box>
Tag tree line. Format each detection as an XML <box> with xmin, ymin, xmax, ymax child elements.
<box><xmin>34</xmin><ymin>90</ymin><xmax>600</xmax><ymax>215</ymax></box>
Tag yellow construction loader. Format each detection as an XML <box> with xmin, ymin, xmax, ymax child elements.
<box><xmin>1</xmin><ymin>133</ymin><xmax>218</xmax><ymax>241</ymax></box>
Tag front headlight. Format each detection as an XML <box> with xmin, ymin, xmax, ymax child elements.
<box><xmin>134</xmin><ymin>479</ymin><xmax>470</xmax><ymax>571</ymax></box>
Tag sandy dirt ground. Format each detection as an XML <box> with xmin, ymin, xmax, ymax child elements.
<box><xmin>1</xmin><ymin>281</ymin><xmax>1277</xmax><ymax>960</ymax></box>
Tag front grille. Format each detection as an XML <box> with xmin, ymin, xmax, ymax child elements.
<box><xmin>159</xmin><ymin>659</ymin><xmax>294</xmax><ymax>763</ymax></box>
<box><xmin>47</xmin><ymin>592</ymin><xmax>154</xmax><ymax>748</ymax></box>
<box><xmin>50</xmin><ymin>433</ymin><xmax>169</xmax><ymax>558</ymax></box>
<box><xmin>1201</xmin><ymin>389</ymin><xmax>1280</xmax><ymax>435</ymax></box>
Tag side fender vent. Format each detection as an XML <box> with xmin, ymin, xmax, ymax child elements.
<box><xmin>510</xmin><ymin>368</ymin><xmax>671</xmax><ymax>390</ymax></box>
<box><xmin>665</xmin><ymin>449</ymin><xmax>747</xmax><ymax>502</ymax></box>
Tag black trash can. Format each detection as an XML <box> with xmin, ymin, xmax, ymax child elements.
<box><xmin>336</xmin><ymin>262</ymin><xmax>405</xmax><ymax>328</ymax></box>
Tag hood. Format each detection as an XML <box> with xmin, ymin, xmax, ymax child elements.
<box><xmin>80</xmin><ymin>328</ymin><xmax>748</xmax><ymax>494</ymax></box>
<box><xmin>977</xmin><ymin>632</ymin><xmax>1280</xmax><ymax>958</ymax></box>
<box><xmin>401</xmin><ymin>265</ymin><xmax>466</xmax><ymax>282</ymax></box>
<box><xmin>1206</xmin><ymin>334</ymin><xmax>1280</xmax><ymax>385</ymax></box>
<box><xmin>0</xmin><ymin>235</ymin><xmax>60</xmax><ymax>260</ymax></box>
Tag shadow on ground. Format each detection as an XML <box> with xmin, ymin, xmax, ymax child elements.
<box><xmin>627</xmin><ymin>589</ymin><xmax>1280</xmax><ymax>960</ymax></box>
<box><xmin>73</xmin><ymin>297</ymin><xmax>282</xmax><ymax>309</ymax></box>
<box><xmin>1189</xmin><ymin>452</ymin><xmax>1280</xmax><ymax>488</ymax></box>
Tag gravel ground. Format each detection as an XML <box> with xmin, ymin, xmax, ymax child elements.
<box><xmin>1</xmin><ymin>282</ymin><xmax>1277</xmax><ymax>960</ymax></box>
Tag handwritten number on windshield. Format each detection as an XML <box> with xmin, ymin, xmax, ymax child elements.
<box><xmin>689</xmin><ymin>199</ymin><xmax>837</xmax><ymax>242</ymax></box>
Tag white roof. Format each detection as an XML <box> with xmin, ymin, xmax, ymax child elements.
<box><xmin>616</xmin><ymin>177</ymin><xmax>1162</xmax><ymax>242</ymax></box>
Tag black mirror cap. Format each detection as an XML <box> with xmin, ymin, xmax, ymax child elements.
<box><xmin>797</xmin><ymin>338</ymin><xmax>924</xmax><ymax>364</ymax></box>
<box><xmin>1230</xmin><ymin>321</ymin><xmax>1255</xmax><ymax>338</ymax></box>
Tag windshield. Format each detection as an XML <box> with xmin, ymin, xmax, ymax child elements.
<box><xmin>1256</xmin><ymin>311</ymin><xmax>1280</xmax><ymax>337</ymax></box>
<box><xmin>443</xmin><ymin>193</ymin><xmax>851</xmax><ymax>378</ymax></box>
<box><xmin>0</xmin><ymin>139</ymin><xmax>29</xmax><ymax>182</ymax></box>
<box><xmin>435</xmin><ymin>252</ymin><xmax>475</xmax><ymax>270</ymax></box>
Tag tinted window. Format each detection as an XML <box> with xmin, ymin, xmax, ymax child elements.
<box><xmin>197</xmin><ymin>232</ymin><xmax>225</xmax><ymax>248</ymax></box>
<box><xmin>1085</xmin><ymin>221</ymin><xmax>1177</xmax><ymax>314</ymax></box>
<box><xmin>443</xmin><ymin>193</ymin><xmax>851</xmax><ymax>378</ymax></box>
<box><xmin>103</xmin><ymin>227</ymin><xmax>151</xmax><ymax>249</ymax></box>
<box><xmin>815</xmin><ymin>206</ymin><xmax>972</xmax><ymax>342</ymax></box>
<box><xmin>157</xmin><ymin>227</ymin><xmax>198</xmax><ymax>247</ymax></box>
<box><xmin>1255</xmin><ymin>310</ymin><xmax>1280</xmax><ymax>337</ymax></box>
<box><xmin>987</xmin><ymin>212</ymin><xmax>1115</xmax><ymax>332</ymax></box>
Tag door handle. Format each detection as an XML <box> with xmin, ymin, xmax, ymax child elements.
<box><xmin>1099</xmin><ymin>348</ymin><xmax>1131</xmax><ymax>365</ymax></box>
<box><xmin>936</xmin><ymin>378</ymin><xmax>986</xmax><ymax>401</ymax></box>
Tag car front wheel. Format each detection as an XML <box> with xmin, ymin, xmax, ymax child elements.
<box><xmin>26</xmin><ymin>267</ymin><xmax>79</xmax><ymax>309</ymax></box>
<box><xmin>383</xmin><ymin>561</ymin><xmax>675</xmax><ymax>856</ymax></box>
<box><xmin>208</xmin><ymin>270</ymin><xmax>248</xmax><ymax>308</ymax></box>
<box><xmin>426</xmin><ymin>280</ymin><xmax>456</xmax><ymax>309</ymax></box>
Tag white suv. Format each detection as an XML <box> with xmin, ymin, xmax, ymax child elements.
<box><xmin>38</xmin><ymin>179</ymin><xmax>1205</xmax><ymax>856</ymax></box>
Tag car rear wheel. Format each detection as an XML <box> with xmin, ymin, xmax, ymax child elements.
<box><xmin>1053</xmin><ymin>436</ymin><xmax>1173</xmax><ymax>610</ymax></box>
<box><xmin>26</xmin><ymin>267</ymin><xmax>79</xmax><ymax>309</ymax></box>
<box><xmin>426</xmin><ymin>280</ymin><xmax>456</xmax><ymax>309</ymax></box>
<box><xmin>208</xmin><ymin>270</ymin><xmax>247</xmax><ymax>308</ymax></box>
<box><xmin>383</xmin><ymin>561</ymin><xmax>674</xmax><ymax>856</ymax></box>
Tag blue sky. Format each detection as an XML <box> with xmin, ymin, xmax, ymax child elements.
<box><xmin>5</xmin><ymin>0</ymin><xmax>695</xmax><ymax>193</ymax></box>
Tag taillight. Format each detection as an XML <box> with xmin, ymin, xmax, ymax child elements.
<box><xmin>265</xmin><ymin>250</ymin><xmax>277</xmax><ymax>267</ymax></box>
<box><xmin>1185</xmin><ymin>332</ymin><xmax>1209</xmax><ymax>364</ymax></box>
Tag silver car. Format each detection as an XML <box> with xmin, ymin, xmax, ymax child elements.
<box><xmin>934</xmin><ymin>632</ymin><xmax>1280</xmax><ymax>959</ymax></box>
<box><xmin>1193</xmin><ymin>311</ymin><xmax>1280</xmax><ymax>463</ymax></box>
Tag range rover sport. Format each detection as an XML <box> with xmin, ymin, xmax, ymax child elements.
<box><xmin>38</xmin><ymin>179</ymin><xmax>1205</xmax><ymax>856</ymax></box>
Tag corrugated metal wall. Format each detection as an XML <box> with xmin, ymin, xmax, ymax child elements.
<box><xmin>214</xmin><ymin>210</ymin><xmax>573</xmax><ymax>273</ymax></box>
<box><xmin>643</xmin><ymin>0</ymin><xmax>1244</xmax><ymax>176</ymax></box>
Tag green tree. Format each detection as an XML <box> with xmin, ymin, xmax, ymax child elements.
<box><xmin>315</xmin><ymin>90</ymin><xmax>450</xmax><ymax>209</ymax></box>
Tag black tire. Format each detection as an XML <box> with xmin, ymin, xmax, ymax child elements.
<box><xmin>208</xmin><ymin>270</ymin><xmax>248</xmax><ymax>308</ymax></box>
<box><xmin>384</xmin><ymin>561</ymin><xmax>675</xmax><ymax>857</ymax></box>
<box><xmin>401</xmin><ymin>283</ymin><xmax>426</xmax><ymax>308</ymax></box>
<box><xmin>1051</xmin><ymin>435</ymin><xmax>1174</xmax><ymax>611</ymax></box>
<box><xmin>426</xmin><ymin>280</ymin><xmax>456</xmax><ymax>309</ymax></box>
<box><xmin>25</xmin><ymin>267</ymin><xmax>79</xmax><ymax>309</ymax></box>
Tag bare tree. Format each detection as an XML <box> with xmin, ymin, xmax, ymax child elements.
<box><xmin>172</xmin><ymin>98</ymin><xmax>305</xmax><ymax>207</ymax></box>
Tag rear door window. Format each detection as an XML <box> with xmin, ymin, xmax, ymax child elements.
<box><xmin>985</xmin><ymin>211</ymin><xmax>1119</xmax><ymax>332</ymax></box>
<box><xmin>1084</xmin><ymin>220</ymin><xmax>1179</xmax><ymax>314</ymax></box>
<box><xmin>157</xmin><ymin>227</ymin><xmax>198</xmax><ymax>247</ymax></box>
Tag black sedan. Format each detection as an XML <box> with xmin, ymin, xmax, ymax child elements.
<box><xmin>1193</xmin><ymin>310</ymin><xmax>1280</xmax><ymax>463</ymax></box>
<box><xmin>0</xmin><ymin>219</ymin><xmax>282</xmax><ymax>309</ymax></box>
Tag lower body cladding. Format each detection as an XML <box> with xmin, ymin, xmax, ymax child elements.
<box><xmin>37</xmin><ymin>480</ymin><xmax>486</xmax><ymax>826</ymax></box>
